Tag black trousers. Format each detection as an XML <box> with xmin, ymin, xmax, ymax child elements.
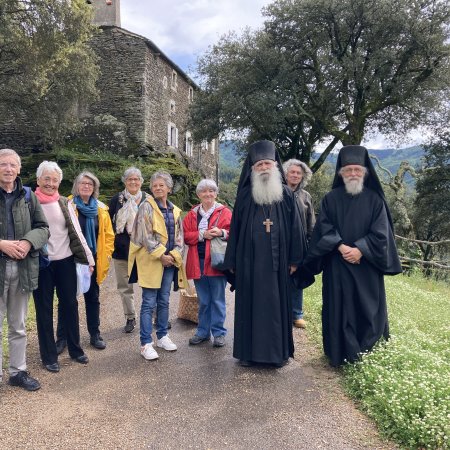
<box><xmin>33</xmin><ymin>256</ymin><xmax>84</xmax><ymax>364</ymax></box>
<box><xmin>57</xmin><ymin>261</ymin><xmax>100</xmax><ymax>339</ymax></box>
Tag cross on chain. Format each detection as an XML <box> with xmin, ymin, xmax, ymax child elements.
<box><xmin>263</xmin><ymin>218</ymin><xmax>273</xmax><ymax>233</ymax></box>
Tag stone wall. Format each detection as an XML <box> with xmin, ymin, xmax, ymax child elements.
<box><xmin>90</xmin><ymin>26</ymin><xmax>218</xmax><ymax>180</ymax></box>
<box><xmin>89</xmin><ymin>28</ymin><xmax>147</xmax><ymax>146</ymax></box>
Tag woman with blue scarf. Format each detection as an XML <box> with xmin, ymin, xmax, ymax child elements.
<box><xmin>56</xmin><ymin>171</ymin><xmax>114</xmax><ymax>353</ymax></box>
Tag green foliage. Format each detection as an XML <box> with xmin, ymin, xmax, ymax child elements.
<box><xmin>19</xmin><ymin>147</ymin><xmax>201</xmax><ymax>210</ymax></box>
<box><xmin>218</xmin><ymin>141</ymin><xmax>242</xmax><ymax>206</ymax></box>
<box><xmin>306</xmin><ymin>162</ymin><xmax>334</xmax><ymax>214</ymax></box>
<box><xmin>191</xmin><ymin>0</ymin><xmax>450</xmax><ymax>170</ymax></box>
<box><xmin>68</xmin><ymin>114</ymin><xmax>130</xmax><ymax>155</ymax></box>
<box><xmin>0</xmin><ymin>0</ymin><xmax>99</xmax><ymax>145</ymax></box>
<box><xmin>411</xmin><ymin>133</ymin><xmax>450</xmax><ymax>277</ymax></box>
<box><xmin>305</xmin><ymin>274</ymin><xmax>450</xmax><ymax>449</ymax></box>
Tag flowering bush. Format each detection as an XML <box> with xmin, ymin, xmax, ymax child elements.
<box><xmin>305</xmin><ymin>274</ymin><xmax>449</xmax><ymax>449</ymax></box>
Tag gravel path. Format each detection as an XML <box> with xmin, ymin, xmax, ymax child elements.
<box><xmin>0</xmin><ymin>269</ymin><xmax>396</xmax><ymax>449</ymax></box>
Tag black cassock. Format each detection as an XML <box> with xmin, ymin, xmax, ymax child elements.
<box><xmin>223</xmin><ymin>185</ymin><xmax>306</xmax><ymax>365</ymax></box>
<box><xmin>303</xmin><ymin>186</ymin><xmax>402</xmax><ymax>366</ymax></box>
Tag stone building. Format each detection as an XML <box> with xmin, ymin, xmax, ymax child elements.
<box><xmin>87</xmin><ymin>0</ymin><xmax>219</xmax><ymax>180</ymax></box>
<box><xmin>0</xmin><ymin>0</ymin><xmax>218</xmax><ymax>181</ymax></box>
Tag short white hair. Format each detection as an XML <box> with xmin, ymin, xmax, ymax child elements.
<box><xmin>150</xmin><ymin>171</ymin><xmax>173</xmax><ymax>190</ymax></box>
<box><xmin>0</xmin><ymin>148</ymin><xmax>21</xmax><ymax>167</ymax></box>
<box><xmin>122</xmin><ymin>167</ymin><xmax>143</xmax><ymax>184</ymax></box>
<box><xmin>36</xmin><ymin>161</ymin><xmax>63</xmax><ymax>181</ymax></box>
<box><xmin>196</xmin><ymin>178</ymin><xmax>218</xmax><ymax>195</ymax></box>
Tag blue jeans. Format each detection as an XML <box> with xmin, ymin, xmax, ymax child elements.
<box><xmin>140</xmin><ymin>267</ymin><xmax>175</xmax><ymax>345</ymax></box>
<box><xmin>292</xmin><ymin>284</ymin><xmax>304</xmax><ymax>320</ymax></box>
<box><xmin>193</xmin><ymin>259</ymin><xmax>227</xmax><ymax>338</ymax></box>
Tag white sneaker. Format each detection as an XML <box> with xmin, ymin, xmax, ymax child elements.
<box><xmin>140</xmin><ymin>343</ymin><xmax>159</xmax><ymax>360</ymax></box>
<box><xmin>156</xmin><ymin>335</ymin><xmax>177</xmax><ymax>351</ymax></box>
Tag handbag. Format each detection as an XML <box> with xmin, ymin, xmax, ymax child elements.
<box><xmin>210</xmin><ymin>237</ymin><xmax>227</xmax><ymax>270</ymax></box>
<box><xmin>76</xmin><ymin>263</ymin><xmax>92</xmax><ymax>296</ymax></box>
<box><xmin>209</xmin><ymin>209</ymin><xmax>227</xmax><ymax>271</ymax></box>
<box><xmin>177</xmin><ymin>286</ymin><xmax>199</xmax><ymax>323</ymax></box>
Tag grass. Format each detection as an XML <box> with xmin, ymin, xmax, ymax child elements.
<box><xmin>304</xmin><ymin>273</ymin><xmax>450</xmax><ymax>449</ymax></box>
<box><xmin>2</xmin><ymin>297</ymin><xmax>36</xmax><ymax>369</ymax></box>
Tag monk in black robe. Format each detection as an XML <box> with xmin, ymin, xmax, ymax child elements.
<box><xmin>302</xmin><ymin>145</ymin><xmax>402</xmax><ymax>367</ymax></box>
<box><xmin>223</xmin><ymin>140</ymin><xmax>307</xmax><ymax>367</ymax></box>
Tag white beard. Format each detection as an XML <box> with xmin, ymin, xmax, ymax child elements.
<box><xmin>343</xmin><ymin>177</ymin><xmax>364</xmax><ymax>195</ymax></box>
<box><xmin>251</xmin><ymin>166</ymin><xmax>284</xmax><ymax>205</ymax></box>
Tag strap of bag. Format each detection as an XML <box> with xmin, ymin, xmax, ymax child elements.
<box><xmin>212</xmin><ymin>208</ymin><xmax>223</xmax><ymax>227</ymax></box>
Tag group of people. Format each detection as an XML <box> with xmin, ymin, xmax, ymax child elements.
<box><xmin>0</xmin><ymin>140</ymin><xmax>401</xmax><ymax>391</ymax></box>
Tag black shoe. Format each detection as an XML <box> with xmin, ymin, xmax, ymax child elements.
<box><xmin>44</xmin><ymin>362</ymin><xmax>60</xmax><ymax>373</ymax></box>
<box><xmin>8</xmin><ymin>371</ymin><xmax>41</xmax><ymax>391</ymax></box>
<box><xmin>56</xmin><ymin>339</ymin><xmax>67</xmax><ymax>355</ymax></box>
<box><xmin>90</xmin><ymin>334</ymin><xmax>106</xmax><ymax>350</ymax></box>
<box><xmin>239</xmin><ymin>360</ymin><xmax>253</xmax><ymax>367</ymax></box>
<box><xmin>189</xmin><ymin>335</ymin><xmax>209</xmax><ymax>345</ymax></box>
<box><xmin>72</xmin><ymin>354</ymin><xmax>89</xmax><ymax>364</ymax></box>
<box><xmin>213</xmin><ymin>335</ymin><xmax>226</xmax><ymax>347</ymax></box>
<box><xmin>124</xmin><ymin>318</ymin><xmax>136</xmax><ymax>333</ymax></box>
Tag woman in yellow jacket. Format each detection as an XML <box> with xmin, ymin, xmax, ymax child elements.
<box><xmin>56</xmin><ymin>171</ymin><xmax>114</xmax><ymax>352</ymax></box>
<box><xmin>129</xmin><ymin>171</ymin><xmax>187</xmax><ymax>361</ymax></box>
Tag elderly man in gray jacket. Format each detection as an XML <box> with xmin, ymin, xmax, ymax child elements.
<box><xmin>0</xmin><ymin>148</ymin><xmax>49</xmax><ymax>391</ymax></box>
<box><xmin>283</xmin><ymin>159</ymin><xmax>315</xmax><ymax>329</ymax></box>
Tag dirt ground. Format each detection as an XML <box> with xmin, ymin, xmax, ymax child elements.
<box><xmin>0</xmin><ymin>269</ymin><xmax>396</xmax><ymax>449</ymax></box>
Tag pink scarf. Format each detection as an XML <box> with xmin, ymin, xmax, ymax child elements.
<box><xmin>35</xmin><ymin>187</ymin><xmax>60</xmax><ymax>204</ymax></box>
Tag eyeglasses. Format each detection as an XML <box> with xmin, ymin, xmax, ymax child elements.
<box><xmin>0</xmin><ymin>162</ymin><xmax>19</xmax><ymax>169</ymax></box>
<box><xmin>79</xmin><ymin>181</ymin><xmax>94</xmax><ymax>187</ymax></box>
<box><xmin>341</xmin><ymin>167</ymin><xmax>365</xmax><ymax>175</ymax></box>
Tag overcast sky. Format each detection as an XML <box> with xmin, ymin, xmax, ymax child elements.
<box><xmin>120</xmin><ymin>0</ymin><xmax>272</xmax><ymax>74</ymax></box>
<box><xmin>119</xmin><ymin>0</ymin><xmax>423</xmax><ymax>149</ymax></box>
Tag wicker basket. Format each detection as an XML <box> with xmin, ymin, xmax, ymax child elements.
<box><xmin>177</xmin><ymin>286</ymin><xmax>199</xmax><ymax>323</ymax></box>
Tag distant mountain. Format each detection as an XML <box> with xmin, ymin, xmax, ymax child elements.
<box><xmin>315</xmin><ymin>146</ymin><xmax>424</xmax><ymax>174</ymax></box>
<box><xmin>220</xmin><ymin>141</ymin><xmax>424</xmax><ymax>175</ymax></box>
<box><xmin>219</xmin><ymin>140</ymin><xmax>243</xmax><ymax>169</ymax></box>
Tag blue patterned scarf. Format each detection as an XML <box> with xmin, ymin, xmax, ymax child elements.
<box><xmin>74</xmin><ymin>195</ymin><xmax>98</xmax><ymax>254</ymax></box>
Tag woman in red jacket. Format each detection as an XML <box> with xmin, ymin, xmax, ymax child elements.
<box><xmin>183</xmin><ymin>179</ymin><xmax>232</xmax><ymax>347</ymax></box>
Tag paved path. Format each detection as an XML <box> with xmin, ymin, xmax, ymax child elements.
<box><xmin>0</xmin><ymin>270</ymin><xmax>395</xmax><ymax>449</ymax></box>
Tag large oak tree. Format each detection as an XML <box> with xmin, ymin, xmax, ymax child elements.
<box><xmin>0</xmin><ymin>0</ymin><xmax>99</xmax><ymax>146</ymax></box>
<box><xmin>190</xmin><ymin>0</ymin><xmax>450</xmax><ymax>169</ymax></box>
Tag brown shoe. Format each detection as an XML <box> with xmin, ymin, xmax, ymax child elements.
<box><xmin>293</xmin><ymin>318</ymin><xmax>306</xmax><ymax>328</ymax></box>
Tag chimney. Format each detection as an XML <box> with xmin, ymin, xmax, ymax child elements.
<box><xmin>88</xmin><ymin>0</ymin><xmax>121</xmax><ymax>28</ymax></box>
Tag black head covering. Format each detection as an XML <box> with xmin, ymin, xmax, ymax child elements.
<box><xmin>332</xmin><ymin>145</ymin><xmax>384</xmax><ymax>192</ymax></box>
<box><xmin>236</xmin><ymin>140</ymin><xmax>287</xmax><ymax>194</ymax></box>
<box><xmin>248</xmin><ymin>140</ymin><xmax>276</xmax><ymax>164</ymax></box>
<box><xmin>332</xmin><ymin>144</ymin><xmax>394</xmax><ymax>227</ymax></box>
<box><xmin>338</xmin><ymin>145</ymin><xmax>367</xmax><ymax>167</ymax></box>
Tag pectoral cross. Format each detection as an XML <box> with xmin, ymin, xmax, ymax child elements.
<box><xmin>263</xmin><ymin>218</ymin><xmax>273</xmax><ymax>233</ymax></box>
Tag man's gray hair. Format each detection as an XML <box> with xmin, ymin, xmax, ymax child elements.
<box><xmin>36</xmin><ymin>161</ymin><xmax>63</xmax><ymax>181</ymax></box>
<box><xmin>150</xmin><ymin>171</ymin><xmax>173</xmax><ymax>190</ymax></box>
<box><xmin>196</xmin><ymin>178</ymin><xmax>218</xmax><ymax>195</ymax></box>
<box><xmin>72</xmin><ymin>171</ymin><xmax>101</xmax><ymax>199</ymax></box>
<box><xmin>122</xmin><ymin>166</ymin><xmax>144</xmax><ymax>184</ymax></box>
<box><xmin>0</xmin><ymin>148</ymin><xmax>21</xmax><ymax>167</ymax></box>
<box><xmin>282</xmin><ymin>159</ymin><xmax>313</xmax><ymax>188</ymax></box>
